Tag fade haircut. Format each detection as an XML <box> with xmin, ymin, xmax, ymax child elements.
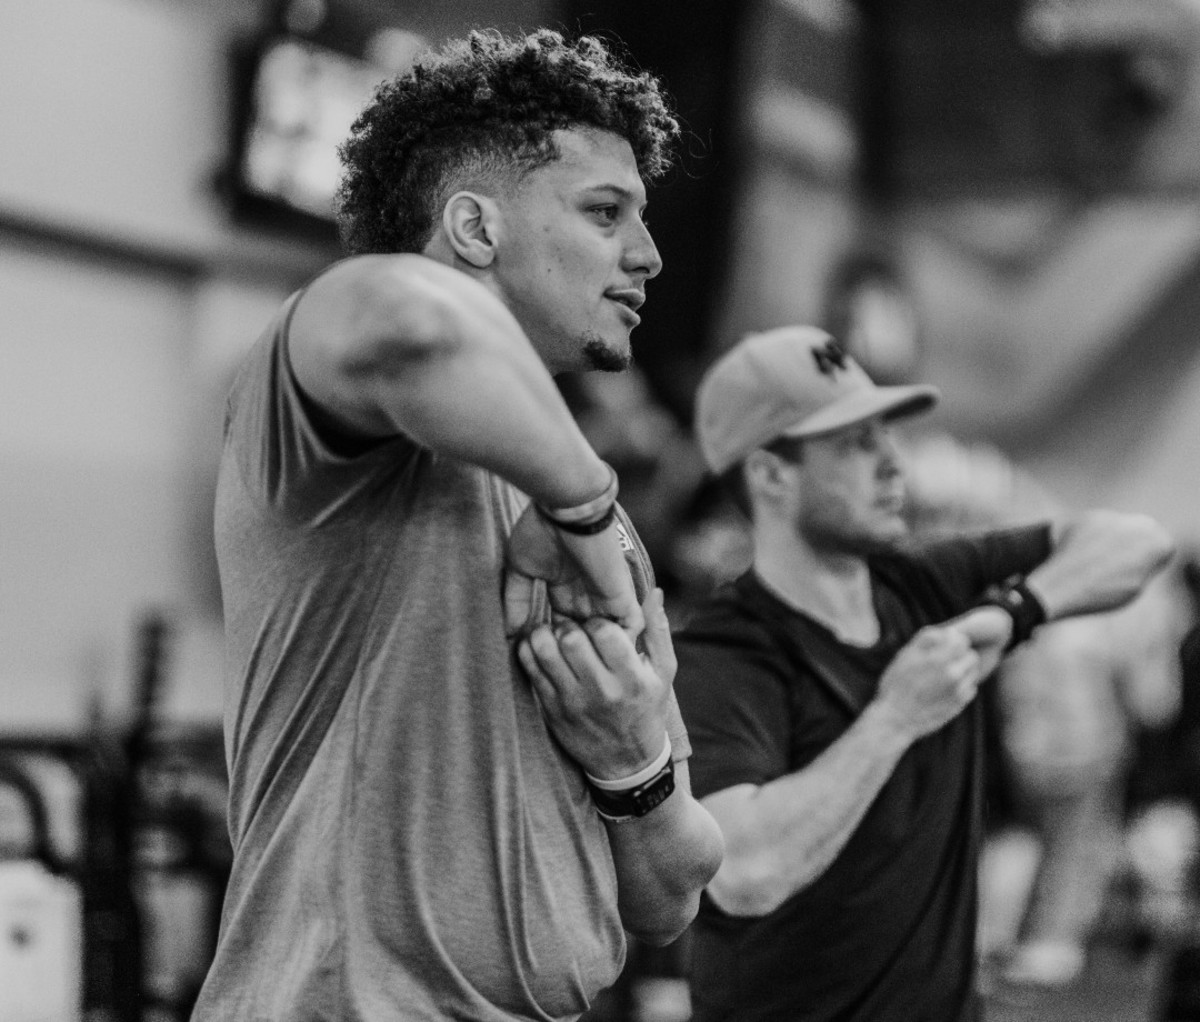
<box><xmin>336</xmin><ymin>29</ymin><xmax>680</xmax><ymax>255</ymax></box>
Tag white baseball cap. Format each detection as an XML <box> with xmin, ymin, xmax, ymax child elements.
<box><xmin>695</xmin><ymin>325</ymin><xmax>939</xmax><ymax>474</ymax></box>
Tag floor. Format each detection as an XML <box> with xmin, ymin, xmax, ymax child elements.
<box><xmin>981</xmin><ymin>943</ymin><xmax>1168</xmax><ymax>1022</ymax></box>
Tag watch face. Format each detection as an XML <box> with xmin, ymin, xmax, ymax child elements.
<box><xmin>589</xmin><ymin>761</ymin><xmax>676</xmax><ymax>821</ymax></box>
<box><xmin>632</xmin><ymin>771</ymin><xmax>676</xmax><ymax>816</ymax></box>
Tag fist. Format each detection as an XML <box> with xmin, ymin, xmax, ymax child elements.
<box><xmin>875</xmin><ymin>625</ymin><xmax>983</xmax><ymax>741</ymax></box>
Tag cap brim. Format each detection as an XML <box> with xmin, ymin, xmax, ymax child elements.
<box><xmin>780</xmin><ymin>384</ymin><xmax>939</xmax><ymax>440</ymax></box>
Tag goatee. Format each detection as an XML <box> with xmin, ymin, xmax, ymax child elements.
<box><xmin>583</xmin><ymin>338</ymin><xmax>633</xmax><ymax>373</ymax></box>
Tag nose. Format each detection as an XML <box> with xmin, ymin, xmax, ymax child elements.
<box><xmin>875</xmin><ymin>428</ymin><xmax>902</xmax><ymax>477</ymax></box>
<box><xmin>623</xmin><ymin>217</ymin><xmax>663</xmax><ymax>280</ymax></box>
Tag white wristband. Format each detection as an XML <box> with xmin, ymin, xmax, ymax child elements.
<box><xmin>585</xmin><ymin>733</ymin><xmax>672</xmax><ymax>792</ymax></box>
<box><xmin>538</xmin><ymin>462</ymin><xmax>619</xmax><ymax>526</ymax></box>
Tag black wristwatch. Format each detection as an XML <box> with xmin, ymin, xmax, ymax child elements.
<box><xmin>979</xmin><ymin>575</ymin><xmax>1047</xmax><ymax>651</ymax></box>
<box><xmin>587</xmin><ymin>759</ymin><xmax>676</xmax><ymax>823</ymax></box>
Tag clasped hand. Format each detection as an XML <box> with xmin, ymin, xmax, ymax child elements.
<box><xmin>503</xmin><ymin>499</ymin><xmax>645</xmax><ymax>641</ymax></box>
<box><xmin>517</xmin><ymin>587</ymin><xmax>676</xmax><ymax>781</ymax></box>
<box><xmin>875</xmin><ymin>607</ymin><xmax>1013</xmax><ymax>741</ymax></box>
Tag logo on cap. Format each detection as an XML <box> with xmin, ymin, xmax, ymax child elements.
<box><xmin>812</xmin><ymin>339</ymin><xmax>848</xmax><ymax>377</ymax></box>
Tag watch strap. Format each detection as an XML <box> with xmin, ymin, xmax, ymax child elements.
<box><xmin>587</xmin><ymin>758</ymin><xmax>676</xmax><ymax>823</ymax></box>
<box><xmin>979</xmin><ymin>575</ymin><xmax>1047</xmax><ymax>651</ymax></box>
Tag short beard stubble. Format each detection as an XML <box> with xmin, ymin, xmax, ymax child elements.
<box><xmin>583</xmin><ymin>337</ymin><xmax>633</xmax><ymax>373</ymax></box>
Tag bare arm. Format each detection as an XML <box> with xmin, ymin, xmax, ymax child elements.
<box><xmin>518</xmin><ymin>591</ymin><xmax>724</xmax><ymax>944</ymax></box>
<box><xmin>954</xmin><ymin>511</ymin><xmax>1176</xmax><ymax>678</ymax></box>
<box><xmin>605</xmin><ymin>757</ymin><xmax>725</xmax><ymax>944</ymax></box>
<box><xmin>701</xmin><ymin>625</ymin><xmax>985</xmax><ymax>917</ymax></box>
<box><xmin>289</xmin><ymin>253</ymin><xmax>609</xmax><ymax>507</ymax></box>
<box><xmin>289</xmin><ymin>254</ymin><xmax>642</xmax><ymax>634</ymax></box>
<box><xmin>1024</xmin><ymin>510</ymin><xmax>1175</xmax><ymax>620</ymax></box>
<box><xmin>701</xmin><ymin>513</ymin><xmax>1173</xmax><ymax>918</ymax></box>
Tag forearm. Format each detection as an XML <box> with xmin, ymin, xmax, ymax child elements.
<box><xmin>705</xmin><ymin>699</ymin><xmax>913</xmax><ymax>916</ymax></box>
<box><xmin>606</xmin><ymin>764</ymin><xmax>725</xmax><ymax>945</ymax></box>
<box><xmin>1027</xmin><ymin>510</ymin><xmax>1175</xmax><ymax>621</ymax></box>
<box><xmin>368</xmin><ymin>321</ymin><xmax>608</xmax><ymax>506</ymax></box>
<box><xmin>291</xmin><ymin>254</ymin><xmax>610</xmax><ymax>507</ymax></box>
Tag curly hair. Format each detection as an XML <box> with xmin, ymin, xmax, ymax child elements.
<box><xmin>335</xmin><ymin>29</ymin><xmax>680</xmax><ymax>255</ymax></box>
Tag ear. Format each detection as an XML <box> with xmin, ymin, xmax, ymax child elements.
<box><xmin>744</xmin><ymin>450</ymin><xmax>797</xmax><ymax>510</ymax></box>
<box><xmin>441</xmin><ymin>191</ymin><xmax>499</xmax><ymax>268</ymax></box>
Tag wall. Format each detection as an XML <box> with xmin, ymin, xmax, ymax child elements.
<box><xmin>0</xmin><ymin>0</ymin><xmax>548</xmax><ymax>730</ymax></box>
<box><xmin>714</xmin><ymin>0</ymin><xmax>1200</xmax><ymax>548</ymax></box>
<box><xmin>4</xmin><ymin>0</ymin><xmax>1196</xmax><ymax>732</ymax></box>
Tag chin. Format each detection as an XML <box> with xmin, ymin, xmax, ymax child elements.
<box><xmin>810</xmin><ymin>518</ymin><xmax>907</xmax><ymax>556</ymax></box>
<box><xmin>874</xmin><ymin>517</ymin><xmax>910</xmax><ymax>548</ymax></box>
<box><xmin>582</xmin><ymin>337</ymin><xmax>633</xmax><ymax>373</ymax></box>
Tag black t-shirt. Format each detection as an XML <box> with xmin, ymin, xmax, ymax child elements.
<box><xmin>674</xmin><ymin>525</ymin><xmax>1052</xmax><ymax>1022</ymax></box>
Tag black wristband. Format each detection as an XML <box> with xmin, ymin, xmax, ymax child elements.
<box><xmin>586</xmin><ymin>758</ymin><xmax>676</xmax><ymax>823</ymax></box>
<box><xmin>980</xmin><ymin>575</ymin><xmax>1047</xmax><ymax>651</ymax></box>
<box><xmin>535</xmin><ymin>463</ymin><xmax>618</xmax><ymax>533</ymax></box>
<box><xmin>536</xmin><ymin>501</ymin><xmax>617</xmax><ymax>536</ymax></box>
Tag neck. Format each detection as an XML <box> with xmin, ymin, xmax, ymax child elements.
<box><xmin>751</xmin><ymin>521</ymin><xmax>880</xmax><ymax>646</ymax></box>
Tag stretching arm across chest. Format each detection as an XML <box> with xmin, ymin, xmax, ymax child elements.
<box><xmin>695</xmin><ymin>623</ymin><xmax>987</xmax><ymax>916</ymax></box>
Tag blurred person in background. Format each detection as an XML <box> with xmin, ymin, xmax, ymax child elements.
<box><xmin>1122</xmin><ymin>555</ymin><xmax>1200</xmax><ymax>939</ymax></box>
<box><xmin>672</xmin><ymin>325</ymin><xmax>1174</xmax><ymax>1022</ymax></box>
<box><xmin>901</xmin><ymin>437</ymin><xmax>1193</xmax><ymax>989</ymax></box>
<box><xmin>191</xmin><ymin>29</ymin><xmax>722</xmax><ymax>1022</ymax></box>
<box><xmin>994</xmin><ymin>582</ymin><xmax>1186</xmax><ymax>988</ymax></box>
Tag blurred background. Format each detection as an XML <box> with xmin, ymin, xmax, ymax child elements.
<box><xmin>4</xmin><ymin>0</ymin><xmax>1200</xmax><ymax>1018</ymax></box>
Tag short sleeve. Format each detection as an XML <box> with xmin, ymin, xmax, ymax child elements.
<box><xmin>223</xmin><ymin>287</ymin><xmax>419</xmax><ymax>526</ymax></box>
<box><xmin>673</xmin><ymin>624</ymin><xmax>793</xmax><ymax>800</ymax></box>
<box><xmin>664</xmin><ymin>690</ymin><xmax>691</xmax><ymax>762</ymax></box>
<box><xmin>911</xmin><ymin>524</ymin><xmax>1054</xmax><ymax>613</ymax></box>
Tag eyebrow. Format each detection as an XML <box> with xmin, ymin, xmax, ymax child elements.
<box><xmin>580</xmin><ymin>183</ymin><xmax>647</xmax><ymax>206</ymax></box>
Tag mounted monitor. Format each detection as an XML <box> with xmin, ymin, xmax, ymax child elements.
<box><xmin>223</xmin><ymin>2</ymin><xmax>425</xmax><ymax>241</ymax></box>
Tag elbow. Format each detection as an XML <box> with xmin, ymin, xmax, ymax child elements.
<box><xmin>670</xmin><ymin>799</ymin><xmax>727</xmax><ymax>903</ymax></box>
<box><xmin>622</xmin><ymin>811</ymin><xmax>726</xmax><ymax>946</ymax></box>
<box><xmin>625</xmin><ymin>890</ymin><xmax>703</xmax><ymax>947</ymax></box>
<box><xmin>623</xmin><ymin>873</ymin><xmax>710</xmax><ymax>947</ymax></box>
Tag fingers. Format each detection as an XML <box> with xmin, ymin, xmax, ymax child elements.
<box><xmin>503</xmin><ymin>570</ymin><xmax>532</xmax><ymax>637</ymax></box>
<box><xmin>580</xmin><ymin>618</ymin><xmax>637</xmax><ymax>678</ymax></box>
<box><xmin>517</xmin><ymin>595</ymin><xmax>674</xmax><ymax>707</ymax></box>
<box><xmin>518</xmin><ymin>623</ymin><xmax>585</xmax><ymax>707</ymax></box>
<box><xmin>948</xmin><ymin>606</ymin><xmax>1013</xmax><ymax>649</ymax></box>
<box><xmin>930</xmin><ymin>629</ymin><xmax>983</xmax><ymax>691</ymax></box>
<box><xmin>639</xmin><ymin>588</ymin><xmax>677</xmax><ymax>685</ymax></box>
<box><xmin>947</xmin><ymin>648</ymin><xmax>983</xmax><ymax>697</ymax></box>
<box><xmin>905</xmin><ymin>624</ymin><xmax>970</xmax><ymax>659</ymax></box>
<box><xmin>519</xmin><ymin>614</ymin><xmax>648</xmax><ymax>709</ymax></box>
<box><xmin>573</xmin><ymin>588</ymin><xmax>674</xmax><ymax>676</ymax></box>
<box><xmin>504</xmin><ymin>499</ymin><xmax>644</xmax><ymax>635</ymax></box>
<box><xmin>503</xmin><ymin>570</ymin><xmax>549</xmax><ymax>638</ymax></box>
<box><xmin>617</xmin><ymin>606</ymin><xmax>646</xmax><ymax>648</ymax></box>
<box><xmin>896</xmin><ymin>625</ymin><xmax>983</xmax><ymax>697</ymax></box>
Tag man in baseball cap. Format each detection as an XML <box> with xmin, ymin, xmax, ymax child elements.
<box><xmin>672</xmin><ymin>326</ymin><xmax>1174</xmax><ymax>1021</ymax></box>
<box><xmin>694</xmin><ymin>324</ymin><xmax>937</xmax><ymax>477</ymax></box>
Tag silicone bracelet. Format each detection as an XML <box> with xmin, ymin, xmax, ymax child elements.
<box><xmin>586</xmin><ymin>733</ymin><xmax>673</xmax><ymax>792</ymax></box>
<box><xmin>536</xmin><ymin>501</ymin><xmax>617</xmax><ymax>536</ymax></box>
<box><xmin>537</xmin><ymin>463</ymin><xmax>618</xmax><ymax>528</ymax></box>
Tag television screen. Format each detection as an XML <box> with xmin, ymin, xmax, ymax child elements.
<box><xmin>236</xmin><ymin>35</ymin><xmax>386</xmax><ymax>224</ymax></box>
